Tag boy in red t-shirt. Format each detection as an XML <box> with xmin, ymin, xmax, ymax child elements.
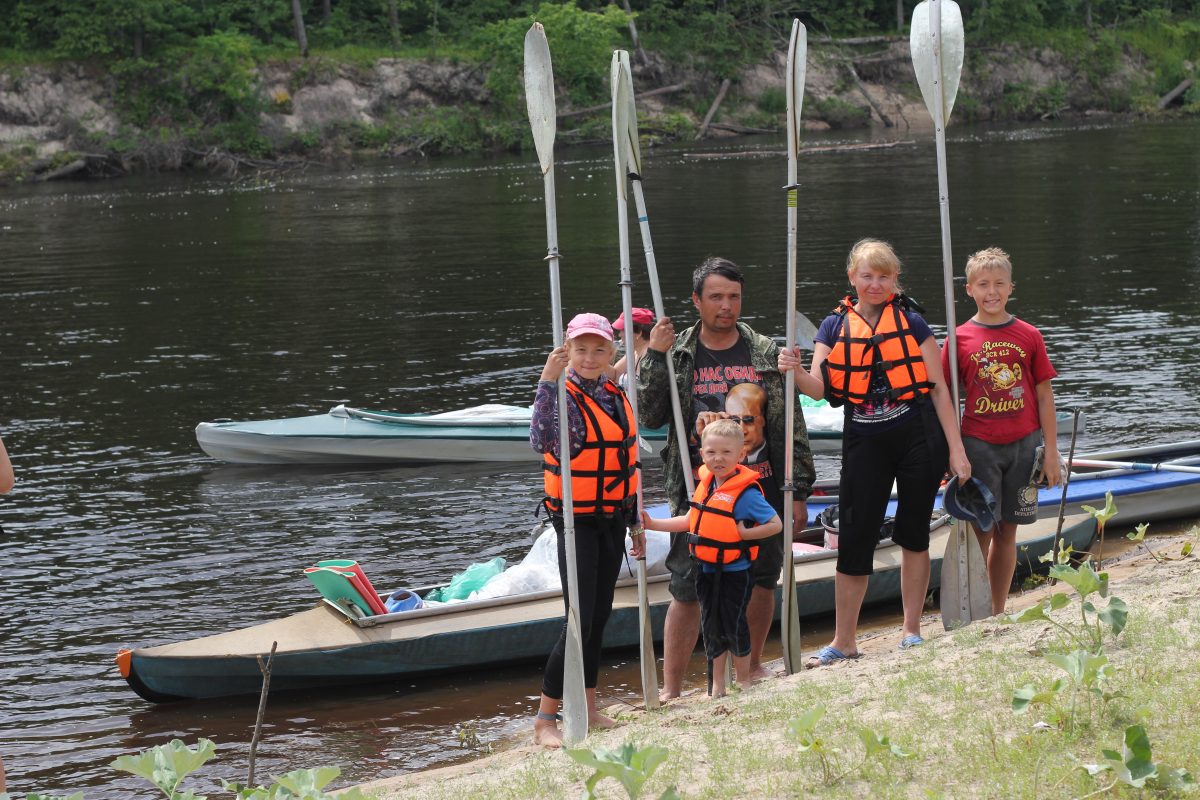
<box><xmin>942</xmin><ymin>247</ymin><xmax>1062</xmax><ymax>614</ymax></box>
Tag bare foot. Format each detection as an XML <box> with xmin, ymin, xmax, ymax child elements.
<box><xmin>658</xmin><ymin>689</ymin><xmax>680</xmax><ymax>704</ymax></box>
<box><xmin>710</xmin><ymin>683</ymin><xmax>728</xmax><ymax>698</ymax></box>
<box><xmin>747</xmin><ymin>665</ymin><xmax>776</xmax><ymax>682</ymax></box>
<box><xmin>589</xmin><ymin>711</ymin><xmax>617</xmax><ymax>729</ymax></box>
<box><xmin>533</xmin><ymin>719</ymin><xmax>564</xmax><ymax>748</ymax></box>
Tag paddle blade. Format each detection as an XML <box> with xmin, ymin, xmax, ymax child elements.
<box><xmin>636</xmin><ymin>560</ymin><xmax>660</xmax><ymax>709</ymax></box>
<box><xmin>785</xmin><ymin>19</ymin><xmax>807</xmax><ymax>163</ymax></box>
<box><xmin>940</xmin><ymin>519</ymin><xmax>992</xmax><ymax>630</ymax></box>
<box><xmin>910</xmin><ymin>0</ymin><xmax>965</xmax><ymax>120</ymax></box>
<box><xmin>615</xmin><ymin>50</ymin><xmax>642</xmax><ymax>177</ymax></box>
<box><xmin>794</xmin><ymin>312</ymin><xmax>818</xmax><ymax>351</ymax></box>
<box><xmin>524</xmin><ymin>23</ymin><xmax>556</xmax><ymax>175</ymax></box>
<box><xmin>611</xmin><ymin>52</ymin><xmax>629</xmax><ymax>199</ymax></box>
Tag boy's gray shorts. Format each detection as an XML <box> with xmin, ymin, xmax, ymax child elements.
<box><xmin>963</xmin><ymin>430</ymin><xmax>1043</xmax><ymax>525</ymax></box>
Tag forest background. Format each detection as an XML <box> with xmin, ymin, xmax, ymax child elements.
<box><xmin>0</xmin><ymin>0</ymin><xmax>1197</xmax><ymax>181</ymax></box>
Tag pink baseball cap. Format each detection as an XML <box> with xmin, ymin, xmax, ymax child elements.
<box><xmin>566</xmin><ymin>312</ymin><xmax>614</xmax><ymax>341</ymax></box>
<box><xmin>612</xmin><ymin>307</ymin><xmax>655</xmax><ymax>330</ymax></box>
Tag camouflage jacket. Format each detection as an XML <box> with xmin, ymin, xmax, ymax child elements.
<box><xmin>637</xmin><ymin>320</ymin><xmax>816</xmax><ymax>515</ymax></box>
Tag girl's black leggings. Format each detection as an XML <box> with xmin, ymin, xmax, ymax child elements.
<box><xmin>541</xmin><ymin>514</ymin><xmax>627</xmax><ymax>699</ymax></box>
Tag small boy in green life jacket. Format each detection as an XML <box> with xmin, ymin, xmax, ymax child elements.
<box><xmin>643</xmin><ymin>419</ymin><xmax>781</xmax><ymax>697</ymax></box>
<box><xmin>941</xmin><ymin>247</ymin><xmax>1062</xmax><ymax>615</ymax></box>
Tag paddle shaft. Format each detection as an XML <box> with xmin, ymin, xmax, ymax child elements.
<box><xmin>524</xmin><ymin>23</ymin><xmax>586</xmax><ymax>744</ymax></box>
<box><xmin>1051</xmin><ymin>408</ymin><xmax>1081</xmax><ymax>564</ymax></box>
<box><xmin>612</xmin><ymin>51</ymin><xmax>659</xmax><ymax>710</ymax></box>
<box><xmin>929</xmin><ymin>0</ymin><xmax>961</xmax><ymax>415</ymax></box>
<box><xmin>1070</xmin><ymin>458</ymin><xmax>1200</xmax><ymax>474</ymax></box>
<box><xmin>779</xmin><ymin>17</ymin><xmax>806</xmax><ymax>676</ymax></box>
<box><xmin>630</xmin><ymin>183</ymin><xmax>695</xmax><ymax>500</ymax></box>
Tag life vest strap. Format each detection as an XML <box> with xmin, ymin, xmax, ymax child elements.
<box><xmin>688</xmin><ymin>500</ymin><xmax>735</xmax><ymax>519</ymax></box>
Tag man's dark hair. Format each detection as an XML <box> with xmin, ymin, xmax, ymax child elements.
<box><xmin>692</xmin><ymin>256</ymin><xmax>744</xmax><ymax>296</ymax></box>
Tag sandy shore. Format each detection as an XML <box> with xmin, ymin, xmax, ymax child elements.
<box><xmin>351</xmin><ymin>523</ymin><xmax>1199</xmax><ymax>799</ymax></box>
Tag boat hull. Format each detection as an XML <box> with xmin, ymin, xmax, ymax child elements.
<box><xmin>119</xmin><ymin>514</ymin><xmax>1095</xmax><ymax>702</ymax></box>
<box><xmin>805</xmin><ymin>440</ymin><xmax>1200</xmax><ymax>527</ymax></box>
<box><xmin>195</xmin><ymin>405</ymin><xmax>843</xmax><ymax>465</ymax></box>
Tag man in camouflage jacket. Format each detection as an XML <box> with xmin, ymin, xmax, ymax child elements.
<box><xmin>638</xmin><ymin>257</ymin><xmax>816</xmax><ymax>699</ymax></box>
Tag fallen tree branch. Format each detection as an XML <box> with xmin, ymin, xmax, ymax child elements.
<box><xmin>845</xmin><ymin>62</ymin><xmax>894</xmax><ymax>127</ymax></box>
<box><xmin>709</xmin><ymin>121</ymin><xmax>779</xmax><ymax>134</ymax></box>
<box><xmin>696</xmin><ymin>78</ymin><xmax>731</xmax><ymax>140</ymax></box>
<box><xmin>1157</xmin><ymin>78</ymin><xmax>1193</xmax><ymax>110</ymax></box>
<box><xmin>557</xmin><ymin>84</ymin><xmax>686</xmax><ymax>119</ymax></box>
<box><xmin>683</xmin><ymin>140</ymin><xmax>912</xmax><ymax>159</ymax></box>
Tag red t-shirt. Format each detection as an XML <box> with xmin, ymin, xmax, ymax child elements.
<box><xmin>942</xmin><ymin>317</ymin><xmax>1057</xmax><ymax>444</ymax></box>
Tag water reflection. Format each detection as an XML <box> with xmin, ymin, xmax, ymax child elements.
<box><xmin>0</xmin><ymin>119</ymin><xmax>1197</xmax><ymax>797</ymax></box>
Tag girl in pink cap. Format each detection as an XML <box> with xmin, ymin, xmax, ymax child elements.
<box><xmin>529</xmin><ymin>312</ymin><xmax>645</xmax><ymax>747</ymax></box>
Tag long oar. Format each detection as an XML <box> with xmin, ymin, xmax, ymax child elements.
<box><xmin>910</xmin><ymin>0</ymin><xmax>987</xmax><ymax>629</ymax></box>
<box><xmin>611</xmin><ymin>50</ymin><xmax>659</xmax><ymax>712</ymax></box>
<box><xmin>617</xmin><ymin>53</ymin><xmax>714</xmax><ymax>690</ymax></box>
<box><xmin>524</xmin><ymin>23</ymin><xmax>587</xmax><ymax>744</ymax></box>
<box><xmin>617</xmin><ymin>56</ymin><xmax>694</xmax><ymax>505</ymax></box>
<box><xmin>779</xmin><ymin>18</ymin><xmax>807</xmax><ymax>676</ymax></box>
<box><xmin>1050</xmin><ymin>408</ymin><xmax>1082</xmax><ymax>574</ymax></box>
<box><xmin>1069</xmin><ymin>458</ymin><xmax>1200</xmax><ymax>475</ymax></box>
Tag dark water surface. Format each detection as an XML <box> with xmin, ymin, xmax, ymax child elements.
<box><xmin>1</xmin><ymin>119</ymin><xmax>1198</xmax><ymax>796</ymax></box>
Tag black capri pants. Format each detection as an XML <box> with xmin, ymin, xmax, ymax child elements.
<box><xmin>541</xmin><ymin>513</ymin><xmax>627</xmax><ymax>699</ymax></box>
<box><xmin>836</xmin><ymin>401</ymin><xmax>949</xmax><ymax>576</ymax></box>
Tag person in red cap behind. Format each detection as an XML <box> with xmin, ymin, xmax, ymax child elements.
<box><xmin>529</xmin><ymin>312</ymin><xmax>645</xmax><ymax>747</ymax></box>
<box><xmin>610</xmin><ymin>306</ymin><xmax>655</xmax><ymax>388</ymax></box>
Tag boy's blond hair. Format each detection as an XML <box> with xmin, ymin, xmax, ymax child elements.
<box><xmin>965</xmin><ymin>247</ymin><xmax>1013</xmax><ymax>282</ymax></box>
<box><xmin>846</xmin><ymin>238</ymin><xmax>904</xmax><ymax>292</ymax></box>
<box><xmin>701</xmin><ymin>418</ymin><xmax>744</xmax><ymax>445</ymax></box>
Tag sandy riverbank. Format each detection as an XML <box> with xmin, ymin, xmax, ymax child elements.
<box><xmin>351</xmin><ymin>521</ymin><xmax>1200</xmax><ymax>799</ymax></box>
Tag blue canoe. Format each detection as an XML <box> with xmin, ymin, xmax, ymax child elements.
<box><xmin>116</xmin><ymin>513</ymin><xmax>1095</xmax><ymax>702</ymax></box>
<box><xmin>805</xmin><ymin>439</ymin><xmax>1200</xmax><ymax>527</ymax></box>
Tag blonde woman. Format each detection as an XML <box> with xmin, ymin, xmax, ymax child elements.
<box><xmin>779</xmin><ymin>239</ymin><xmax>970</xmax><ymax>665</ymax></box>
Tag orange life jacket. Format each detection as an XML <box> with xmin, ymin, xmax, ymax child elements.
<box><xmin>542</xmin><ymin>379</ymin><xmax>640</xmax><ymax>517</ymax></box>
<box><xmin>686</xmin><ymin>464</ymin><xmax>763</xmax><ymax>565</ymax></box>
<box><xmin>821</xmin><ymin>294</ymin><xmax>933</xmax><ymax>407</ymax></box>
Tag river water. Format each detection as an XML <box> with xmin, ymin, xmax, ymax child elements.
<box><xmin>1</xmin><ymin>119</ymin><xmax>1197</xmax><ymax>796</ymax></box>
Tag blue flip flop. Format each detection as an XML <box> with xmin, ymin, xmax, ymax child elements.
<box><xmin>898</xmin><ymin>634</ymin><xmax>926</xmax><ymax>650</ymax></box>
<box><xmin>805</xmin><ymin>645</ymin><xmax>861</xmax><ymax>669</ymax></box>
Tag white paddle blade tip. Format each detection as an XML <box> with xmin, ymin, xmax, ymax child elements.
<box><xmin>524</xmin><ymin>23</ymin><xmax>556</xmax><ymax>174</ymax></box>
<box><xmin>910</xmin><ymin>1</ymin><xmax>965</xmax><ymax>122</ymax></box>
<box><xmin>786</xmin><ymin>19</ymin><xmax>808</xmax><ymax>153</ymax></box>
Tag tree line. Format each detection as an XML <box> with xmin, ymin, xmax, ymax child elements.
<box><xmin>2</xmin><ymin>0</ymin><xmax>1196</xmax><ymax>63</ymax></box>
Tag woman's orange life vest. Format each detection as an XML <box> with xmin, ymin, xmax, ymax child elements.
<box><xmin>821</xmin><ymin>294</ymin><xmax>933</xmax><ymax>407</ymax></box>
<box><xmin>686</xmin><ymin>464</ymin><xmax>763</xmax><ymax>565</ymax></box>
<box><xmin>542</xmin><ymin>378</ymin><xmax>640</xmax><ymax>517</ymax></box>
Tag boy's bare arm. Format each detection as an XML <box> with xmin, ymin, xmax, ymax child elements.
<box><xmin>1035</xmin><ymin>380</ymin><xmax>1062</xmax><ymax>487</ymax></box>
<box><xmin>642</xmin><ymin>510</ymin><xmax>690</xmax><ymax>533</ymax></box>
<box><xmin>737</xmin><ymin>514</ymin><xmax>782</xmax><ymax>540</ymax></box>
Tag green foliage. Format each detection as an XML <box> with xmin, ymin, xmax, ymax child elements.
<box><xmin>809</xmin><ymin>96</ymin><xmax>870</xmax><ymax>129</ymax></box>
<box><xmin>110</xmin><ymin>737</ymin><xmax>217</xmax><ymax>799</ymax></box>
<box><xmin>756</xmin><ymin>87</ymin><xmax>786</xmax><ymax>115</ymax></box>
<box><xmin>787</xmin><ymin>704</ymin><xmax>912</xmax><ymax>786</ymax></box>
<box><xmin>1075</xmin><ymin>725</ymin><xmax>1198</xmax><ymax>793</ymax></box>
<box><xmin>564</xmin><ymin>741</ymin><xmax>675</xmax><ymax>800</ymax></box>
<box><xmin>997</xmin><ymin>81</ymin><xmax>1068</xmax><ymax>118</ymax></box>
<box><xmin>224</xmin><ymin>767</ymin><xmax>369</xmax><ymax>799</ymax></box>
<box><xmin>474</xmin><ymin>2</ymin><xmax>628</xmax><ymax>113</ymax></box>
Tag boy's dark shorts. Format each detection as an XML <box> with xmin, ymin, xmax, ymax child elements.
<box><xmin>695</xmin><ymin>566</ymin><xmax>754</xmax><ymax>659</ymax></box>
<box><xmin>964</xmin><ymin>430</ymin><xmax>1043</xmax><ymax>524</ymax></box>
<box><xmin>666</xmin><ymin>530</ymin><xmax>784</xmax><ymax>601</ymax></box>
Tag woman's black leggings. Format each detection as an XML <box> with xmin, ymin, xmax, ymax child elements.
<box><xmin>541</xmin><ymin>514</ymin><xmax>627</xmax><ymax>699</ymax></box>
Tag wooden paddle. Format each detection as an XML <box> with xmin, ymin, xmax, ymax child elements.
<box><xmin>909</xmin><ymin>0</ymin><xmax>990</xmax><ymax>629</ymax></box>
<box><xmin>611</xmin><ymin>49</ymin><xmax>660</xmax><ymax>711</ymax></box>
<box><xmin>779</xmin><ymin>17</ymin><xmax>808</xmax><ymax>676</ymax></box>
<box><xmin>523</xmin><ymin>23</ymin><xmax>587</xmax><ymax>744</ymax></box>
